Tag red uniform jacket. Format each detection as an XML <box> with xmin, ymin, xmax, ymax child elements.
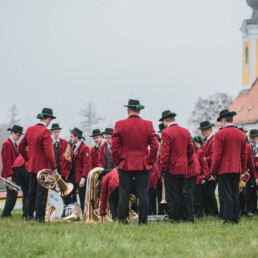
<box><xmin>12</xmin><ymin>154</ymin><xmax>26</xmax><ymax>170</ymax></box>
<box><xmin>186</xmin><ymin>152</ymin><xmax>200</xmax><ymax>180</ymax></box>
<box><xmin>160</xmin><ymin>124</ymin><xmax>195</xmax><ymax>175</ymax></box>
<box><xmin>63</xmin><ymin>141</ymin><xmax>91</xmax><ymax>183</ymax></box>
<box><xmin>245</xmin><ymin>143</ymin><xmax>256</xmax><ymax>181</ymax></box>
<box><xmin>111</xmin><ymin>115</ymin><xmax>159</xmax><ymax>171</ymax></box>
<box><xmin>98</xmin><ymin>142</ymin><xmax>113</xmax><ymax>168</ymax></box>
<box><xmin>100</xmin><ymin>169</ymin><xmax>119</xmax><ymax>215</ymax></box>
<box><xmin>202</xmin><ymin>135</ymin><xmax>214</xmax><ymax>170</ymax></box>
<box><xmin>196</xmin><ymin>149</ymin><xmax>209</xmax><ymax>184</ymax></box>
<box><xmin>19</xmin><ymin>124</ymin><xmax>56</xmax><ymax>173</ymax></box>
<box><xmin>149</xmin><ymin>162</ymin><xmax>160</xmax><ymax>189</ymax></box>
<box><xmin>90</xmin><ymin>145</ymin><xmax>101</xmax><ymax>169</ymax></box>
<box><xmin>210</xmin><ymin>126</ymin><xmax>247</xmax><ymax>175</ymax></box>
<box><xmin>54</xmin><ymin>138</ymin><xmax>68</xmax><ymax>178</ymax></box>
<box><xmin>1</xmin><ymin>138</ymin><xmax>18</xmax><ymax>179</ymax></box>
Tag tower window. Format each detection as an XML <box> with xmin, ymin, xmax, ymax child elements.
<box><xmin>245</xmin><ymin>45</ymin><xmax>249</xmax><ymax>65</ymax></box>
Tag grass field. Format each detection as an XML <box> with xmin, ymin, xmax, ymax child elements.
<box><xmin>0</xmin><ymin>210</ymin><xmax>257</xmax><ymax>258</ymax></box>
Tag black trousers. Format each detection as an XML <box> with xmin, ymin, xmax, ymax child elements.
<box><xmin>14</xmin><ymin>167</ymin><xmax>30</xmax><ymax>217</ymax></box>
<box><xmin>204</xmin><ymin>180</ymin><xmax>218</xmax><ymax>216</ymax></box>
<box><xmin>194</xmin><ymin>184</ymin><xmax>205</xmax><ymax>217</ymax></box>
<box><xmin>148</xmin><ymin>186</ymin><xmax>157</xmax><ymax>215</ymax></box>
<box><xmin>164</xmin><ymin>172</ymin><xmax>188</xmax><ymax>222</ymax></box>
<box><xmin>183</xmin><ymin>175</ymin><xmax>196</xmax><ymax>222</ymax></box>
<box><xmin>218</xmin><ymin>173</ymin><xmax>240</xmax><ymax>222</ymax></box>
<box><xmin>25</xmin><ymin>173</ymin><xmax>48</xmax><ymax>221</ymax></box>
<box><xmin>1</xmin><ymin>185</ymin><xmax>18</xmax><ymax>217</ymax></box>
<box><xmin>118</xmin><ymin>169</ymin><xmax>150</xmax><ymax>224</ymax></box>
<box><xmin>109</xmin><ymin>187</ymin><xmax>119</xmax><ymax>219</ymax></box>
<box><xmin>246</xmin><ymin>180</ymin><xmax>257</xmax><ymax>213</ymax></box>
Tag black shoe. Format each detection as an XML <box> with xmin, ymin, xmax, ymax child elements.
<box><xmin>1</xmin><ymin>214</ymin><xmax>11</xmax><ymax>218</ymax></box>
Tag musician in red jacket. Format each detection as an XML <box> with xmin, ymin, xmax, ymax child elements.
<box><xmin>12</xmin><ymin>151</ymin><xmax>29</xmax><ymax>218</ymax></box>
<box><xmin>98</xmin><ymin>128</ymin><xmax>114</xmax><ymax>170</ymax></box>
<box><xmin>90</xmin><ymin>129</ymin><xmax>103</xmax><ymax>169</ymax></box>
<box><xmin>63</xmin><ymin>127</ymin><xmax>91</xmax><ymax>211</ymax></box>
<box><xmin>211</xmin><ymin>110</ymin><xmax>247</xmax><ymax>224</ymax></box>
<box><xmin>111</xmin><ymin>99</ymin><xmax>159</xmax><ymax>224</ymax></box>
<box><xmin>198</xmin><ymin>121</ymin><xmax>218</xmax><ymax>216</ymax></box>
<box><xmin>192</xmin><ymin>136</ymin><xmax>209</xmax><ymax>217</ymax></box>
<box><xmin>159</xmin><ymin>110</ymin><xmax>195</xmax><ymax>223</ymax></box>
<box><xmin>19</xmin><ymin>108</ymin><xmax>57</xmax><ymax>221</ymax></box>
<box><xmin>248</xmin><ymin>129</ymin><xmax>258</xmax><ymax>214</ymax></box>
<box><xmin>1</xmin><ymin>125</ymin><xmax>23</xmax><ymax>217</ymax></box>
<box><xmin>50</xmin><ymin>123</ymin><xmax>68</xmax><ymax>179</ymax></box>
<box><xmin>100</xmin><ymin>169</ymin><xmax>119</xmax><ymax>219</ymax></box>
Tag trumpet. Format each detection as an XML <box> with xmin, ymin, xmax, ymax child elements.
<box><xmin>37</xmin><ymin>169</ymin><xmax>73</xmax><ymax>196</ymax></box>
<box><xmin>239</xmin><ymin>171</ymin><xmax>250</xmax><ymax>193</ymax></box>
<box><xmin>0</xmin><ymin>176</ymin><xmax>21</xmax><ymax>192</ymax></box>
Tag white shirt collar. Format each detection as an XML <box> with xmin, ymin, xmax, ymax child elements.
<box><xmin>206</xmin><ymin>133</ymin><xmax>214</xmax><ymax>141</ymax></box>
<box><xmin>9</xmin><ymin>137</ymin><xmax>16</xmax><ymax>144</ymax></box>
<box><xmin>225</xmin><ymin>124</ymin><xmax>234</xmax><ymax>128</ymax></box>
<box><xmin>52</xmin><ymin>136</ymin><xmax>60</xmax><ymax>143</ymax></box>
<box><xmin>74</xmin><ymin>140</ymin><xmax>82</xmax><ymax>153</ymax></box>
<box><xmin>38</xmin><ymin>122</ymin><xmax>47</xmax><ymax>127</ymax></box>
<box><xmin>167</xmin><ymin>122</ymin><xmax>177</xmax><ymax>128</ymax></box>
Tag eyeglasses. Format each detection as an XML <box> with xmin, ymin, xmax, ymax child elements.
<box><xmin>15</xmin><ymin>133</ymin><xmax>22</xmax><ymax>137</ymax></box>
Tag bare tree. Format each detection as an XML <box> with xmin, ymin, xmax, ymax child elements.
<box><xmin>80</xmin><ymin>102</ymin><xmax>104</xmax><ymax>146</ymax></box>
<box><xmin>188</xmin><ymin>92</ymin><xmax>233</xmax><ymax>133</ymax></box>
<box><xmin>8</xmin><ymin>105</ymin><xmax>20</xmax><ymax>126</ymax></box>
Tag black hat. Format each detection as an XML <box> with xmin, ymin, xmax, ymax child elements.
<box><xmin>70</xmin><ymin>127</ymin><xmax>85</xmax><ymax>141</ymax></box>
<box><xmin>50</xmin><ymin>123</ymin><xmax>62</xmax><ymax>131</ymax></box>
<box><xmin>249</xmin><ymin>129</ymin><xmax>258</xmax><ymax>137</ymax></box>
<box><xmin>192</xmin><ymin>136</ymin><xmax>202</xmax><ymax>144</ymax></box>
<box><xmin>37</xmin><ymin>108</ymin><xmax>56</xmax><ymax>120</ymax></box>
<box><xmin>159</xmin><ymin>110</ymin><xmax>177</xmax><ymax>122</ymax></box>
<box><xmin>90</xmin><ymin>129</ymin><xmax>103</xmax><ymax>137</ymax></box>
<box><xmin>216</xmin><ymin>109</ymin><xmax>237</xmax><ymax>122</ymax></box>
<box><xmin>156</xmin><ymin>134</ymin><xmax>161</xmax><ymax>143</ymax></box>
<box><xmin>198</xmin><ymin>121</ymin><xmax>214</xmax><ymax>130</ymax></box>
<box><xmin>103</xmin><ymin>128</ymin><xmax>114</xmax><ymax>135</ymax></box>
<box><xmin>124</xmin><ymin>99</ymin><xmax>145</xmax><ymax>110</ymax></box>
<box><xmin>158</xmin><ymin>123</ymin><xmax>166</xmax><ymax>133</ymax></box>
<box><xmin>7</xmin><ymin>125</ymin><xmax>24</xmax><ymax>135</ymax></box>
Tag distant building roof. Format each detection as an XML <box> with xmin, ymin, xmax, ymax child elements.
<box><xmin>228</xmin><ymin>78</ymin><xmax>258</xmax><ymax>125</ymax></box>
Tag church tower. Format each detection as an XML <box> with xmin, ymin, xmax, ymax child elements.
<box><xmin>241</xmin><ymin>0</ymin><xmax>258</xmax><ymax>91</ymax></box>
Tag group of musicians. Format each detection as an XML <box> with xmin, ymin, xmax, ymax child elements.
<box><xmin>1</xmin><ymin>99</ymin><xmax>258</xmax><ymax>224</ymax></box>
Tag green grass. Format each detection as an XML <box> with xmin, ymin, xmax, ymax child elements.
<box><xmin>0</xmin><ymin>210</ymin><xmax>258</xmax><ymax>258</ymax></box>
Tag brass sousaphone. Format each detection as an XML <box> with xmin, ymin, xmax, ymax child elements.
<box><xmin>37</xmin><ymin>169</ymin><xmax>73</xmax><ymax>196</ymax></box>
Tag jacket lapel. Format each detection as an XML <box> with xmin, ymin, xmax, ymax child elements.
<box><xmin>8</xmin><ymin>138</ymin><xmax>18</xmax><ymax>155</ymax></box>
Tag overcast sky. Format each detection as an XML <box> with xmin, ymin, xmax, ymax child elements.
<box><xmin>0</xmin><ymin>0</ymin><xmax>253</xmax><ymax>138</ymax></box>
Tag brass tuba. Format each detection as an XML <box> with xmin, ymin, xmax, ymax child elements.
<box><xmin>82</xmin><ymin>167</ymin><xmax>103</xmax><ymax>222</ymax></box>
<box><xmin>37</xmin><ymin>169</ymin><xmax>73</xmax><ymax>196</ymax></box>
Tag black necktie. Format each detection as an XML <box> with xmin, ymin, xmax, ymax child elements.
<box><xmin>14</xmin><ymin>143</ymin><xmax>18</xmax><ymax>150</ymax></box>
<box><xmin>55</xmin><ymin>141</ymin><xmax>59</xmax><ymax>149</ymax></box>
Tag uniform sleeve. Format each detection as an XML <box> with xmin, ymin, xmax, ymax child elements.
<box><xmin>82</xmin><ymin>146</ymin><xmax>91</xmax><ymax>178</ymax></box>
<box><xmin>97</xmin><ymin>145</ymin><xmax>105</xmax><ymax>168</ymax></box>
<box><xmin>18</xmin><ymin>133</ymin><xmax>28</xmax><ymax>161</ymax></box>
<box><xmin>204</xmin><ymin>139</ymin><xmax>214</xmax><ymax>166</ymax></box>
<box><xmin>148</xmin><ymin>122</ymin><xmax>159</xmax><ymax>165</ymax></box>
<box><xmin>160</xmin><ymin>131</ymin><xmax>170</xmax><ymax>173</ymax></box>
<box><xmin>198</xmin><ymin>150</ymin><xmax>209</xmax><ymax>179</ymax></box>
<box><xmin>90</xmin><ymin>147</ymin><xmax>95</xmax><ymax>169</ymax></box>
<box><xmin>42</xmin><ymin>130</ymin><xmax>57</xmax><ymax>170</ymax></box>
<box><xmin>111</xmin><ymin>122</ymin><xmax>121</xmax><ymax>166</ymax></box>
<box><xmin>187</xmin><ymin>133</ymin><xmax>195</xmax><ymax>158</ymax></box>
<box><xmin>210</xmin><ymin>134</ymin><xmax>223</xmax><ymax>175</ymax></box>
<box><xmin>1</xmin><ymin>142</ymin><xmax>14</xmax><ymax>177</ymax></box>
<box><xmin>241</xmin><ymin>137</ymin><xmax>247</xmax><ymax>173</ymax></box>
<box><xmin>99</xmin><ymin>173</ymin><xmax>111</xmax><ymax>215</ymax></box>
<box><xmin>246</xmin><ymin>145</ymin><xmax>256</xmax><ymax>181</ymax></box>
